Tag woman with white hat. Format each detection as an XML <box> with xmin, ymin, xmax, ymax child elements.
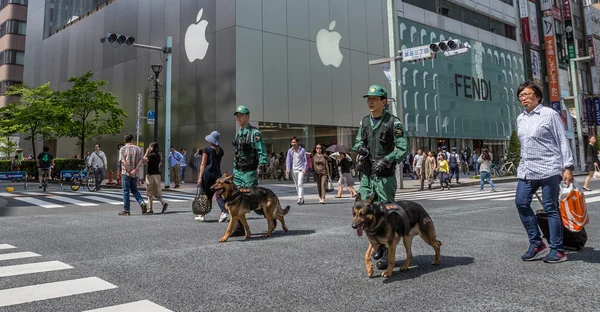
<box><xmin>196</xmin><ymin>131</ymin><xmax>226</xmax><ymax>222</ymax></box>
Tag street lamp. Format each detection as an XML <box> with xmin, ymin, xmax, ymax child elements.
<box><xmin>569</xmin><ymin>55</ymin><xmax>592</xmax><ymax>171</ymax></box>
<box><xmin>151</xmin><ymin>65</ymin><xmax>163</xmax><ymax>142</ymax></box>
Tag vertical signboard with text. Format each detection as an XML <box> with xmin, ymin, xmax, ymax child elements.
<box><xmin>563</xmin><ymin>0</ymin><xmax>575</xmax><ymax>58</ymax></box>
<box><xmin>519</xmin><ymin>0</ymin><xmax>531</xmax><ymax>43</ymax></box>
<box><xmin>543</xmin><ymin>16</ymin><xmax>561</xmax><ymax>112</ymax></box>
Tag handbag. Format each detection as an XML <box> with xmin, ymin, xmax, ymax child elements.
<box><xmin>325</xmin><ymin>177</ymin><xmax>334</xmax><ymax>192</ymax></box>
<box><xmin>192</xmin><ymin>186</ymin><xmax>212</xmax><ymax>215</ymax></box>
<box><xmin>594</xmin><ymin>170</ymin><xmax>600</xmax><ymax>180</ymax></box>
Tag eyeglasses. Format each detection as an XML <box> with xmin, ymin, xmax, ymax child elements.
<box><xmin>518</xmin><ymin>92</ymin><xmax>535</xmax><ymax>99</ymax></box>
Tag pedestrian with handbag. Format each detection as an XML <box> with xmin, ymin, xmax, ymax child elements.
<box><xmin>87</xmin><ymin>143</ymin><xmax>108</xmax><ymax>191</ymax></box>
<box><xmin>583</xmin><ymin>136</ymin><xmax>599</xmax><ymax>191</ymax></box>
<box><xmin>136</xmin><ymin>142</ymin><xmax>168</xmax><ymax>214</ymax></box>
<box><xmin>196</xmin><ymin>131</ymin><xmax>225</xmax><ymax>222</ymax></box>
<box><xmin>312</xmin><ymin>144</ymin><xmax>330</xmax><ymax>204</ymax></box>
<box><xmin>335</xmin><ymin>152</ymin><xmax>357</xmax><ymax>198</ymax></box>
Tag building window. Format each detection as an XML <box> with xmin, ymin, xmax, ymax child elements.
<box><xmin>0</xmin><ymin>0</ymin><xmax>28</xmax><ymax>10</ymax></box>
<box><xmin>43</xmin><ymin>0</ymin><xmax>112</xmax><ymax>39</ymax></box>
<box><xmin>0</xmin><ymin>50</ymin><xmax>25</xmax><ymax>65</ymax></box>
<box><xmin>0</xmin><ymin>80</ymin><xmax>20</xmax><ymax>95</ymax></box>
<box><xmin>403</xmin><ymin>0</ymin><xmax>516</xmax><ymax>40</ymax></box>
<box><xmin>0</xmin><ymin>20</ymin><xmax>27</xmax><ymax>37</ymax></box>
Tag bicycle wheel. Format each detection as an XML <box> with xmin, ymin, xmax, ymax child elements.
<box><xmin>86</xmin><ymin>173</ymin><xmax>96</xmax><ymax>192</ymax></box>
<box><xmin>70</xmin><ymin>174</ymin><xmax>82</xmax><ymax>191</ymax></box>
<box><xmin>42</xmin><ymin>175</ymin><xmax>48</xmax><ymax>192</ymax></box>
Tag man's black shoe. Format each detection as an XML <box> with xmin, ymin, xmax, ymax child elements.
<box><xmin>373</xmin><ymin>245</ymin><xmax>387</xmax><ymax>260</ymax></box>
<box><xmin>376</xmin><ymin>248</ymin><xmax>389</xmax><ymax>270</ymax></box>
<box><xmin>231</xmin><ymin>221</ymin><xmax>246</xmax><ymax>237</ymax></box>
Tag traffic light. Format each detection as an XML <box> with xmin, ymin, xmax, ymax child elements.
<box><xmin>429</xmin><ymin>39</ymin><xmax>462</xmax><ymax>53</ymax></box>
<box><xmin>100</xmin><ymin>33</ymin><xmax>135</xmax><ymax>46</ymax></box>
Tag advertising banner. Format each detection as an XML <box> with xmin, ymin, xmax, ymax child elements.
<box><xmin>529</xmin><ymin>1</ymin><xmax>540</xmax><ymax>47</ymax></box>
<box><xmin>543</xmin><ymin>16</ymin><xmax>561</xmax><ymax>105</ymax></box>
<box><xmin>531</xmin><ymin>49</ymin><xmax>542</xmax><ymax>80</ymax></box>
<box><xmin>541</xmin><ymin>0</ymin><xmax>552</xmax><ymax>11</ymax></box>
<box><xmin>519</xmin><ymin>0</ymin><xmax>531</xmax><ymax>43</ymax></box>
<box><xmin>553</xmin><ymin>6</ymin><xmax>562</xmax><ymax>21</ymax></box>
<box><xmin>563</xmin><ymin>0</ymin><xmax>572</xmax><ymax>20</ymax></box>
<box><xmin>595</xmin><ymin>97</ymin><xmax>600</xmax><ymax>126</ymax></box>
<box><xmin>585</xmin><ymin>98</ymin><xmax>595</xmax><ymax>126</ymax></box>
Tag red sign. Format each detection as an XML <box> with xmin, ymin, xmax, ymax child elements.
<box><xmin>545</xmin><ymin>35</ymin><xmax>560</xmax><ymax>103</ymax></box>
<box><xmin>521</xmin><ymin>18</ymin><xmax>531</xmax><ymax>43</ymax></box>
<box><xmin>553</xmin><ymin>6</ymin><xmax>562</xmax><ymax>21</ymax></box>
<box><xmin>563</xmin><ymin>0</ymin><xmax>571</xmax><ymax>20</ymax></box>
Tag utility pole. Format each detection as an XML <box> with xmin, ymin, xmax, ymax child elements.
<box><xmin>570</xmin><ymin>55</ymin><xmax>593</xmax><ymax>171</ymax></box>
<box><xmin>386</xmin><ymin>0</ymin><xmax>403</xmax><ymax>189</ymax></box>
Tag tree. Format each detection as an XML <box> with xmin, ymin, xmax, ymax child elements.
<box><xmin>506</xmin><ymin>130</ymin><xmax>521</xmax><ymax>166</ymax></box>
<box><xmin>0</xmin><ymin>136</ymin><xmax>17</xmax><ymax>159</ymax></box>
<box><xmin>0</xmin><ymin>83</ymin><xmax>67</xmax><ymax>157</ymax></box>
<box><xmin>56</xmin><ymin>70</ymin><xmax>127</xmax><ymax>158</ymax></box>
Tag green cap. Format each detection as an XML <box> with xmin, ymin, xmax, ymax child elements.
<box><xmin>234</xmin><ymin>105</ymin><xmax>250</xmax><ymax>115</ymax></box>
<box><xmin>363</xmin><ymin>84</ymin><xmax>388</xmax><ymax>98</ymax></box>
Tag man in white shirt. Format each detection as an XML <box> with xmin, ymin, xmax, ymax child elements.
<box><xmin>412</xmin><ymin>148</ymin><xmax>424</xmax><ymax>182</ymax></box>
<box><xmin>88</xmin><ymin>143</ymin><xmax>108</xmax><ymax>191</ymax></box>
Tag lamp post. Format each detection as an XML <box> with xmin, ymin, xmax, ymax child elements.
<box><xmin>151</xmin><ymin>64</ymin><xmax>163</xmax><ymax>143</ymax></box>
<box><xmin>569</xmin><ymin>55</ymin><xmax>592</xmax><ymax>171</ymax></box>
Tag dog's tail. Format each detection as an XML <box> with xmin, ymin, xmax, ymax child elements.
<box><xmin>278</xmin><ymin>201</ymin><xmax>291</xmax><ymax>216</ymax></box>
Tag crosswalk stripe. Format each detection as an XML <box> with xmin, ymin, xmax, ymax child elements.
<box><xmin>0</xmin><ymin>252</ymin><xmax>40</xmax><ymax>261</ymax></box>
<box><xmin>82</xmin><ymin>300</ymin><xmax>172</xmax><ymax>312</ymax></box>
<box><xmin>397</xmin><ymin>190</ymin><xmax>514</xmax><ymax>201</ymax></box>
<box><xmin>81</xmin><ymin>196</ymin><xmax>123</xmax><ymax>205</ymax></box>
<box><xmin>585</xmin><ymin>196</ymin><xmax>600</xmax><ymax>203</ymax></box>
<box><xmin>0</xmin><ymin>244</ymin><xmax>16</xmax><ymax>250</ymax></box>
<box><xmin>47</xmin><ymin>195</ymin><xmax>98</xmax><ymax>207</ymax></box>
<box><xmin>0</xmin><ymin>277</ymin><xmax>117</xmax><ymax>308</ymax></box>
<box><xmin>51</xmin><ymin>191</ymin><xmax>84</xmax><ymax>196</ymax></box>
<box><xmin>0</xmin><ymin>260</ymin><xmax>73</xmax><ymax>277</ymax></box>
<box><xmin>398</xmin><ymin>190</ymin><xmax>484</xmax><ymax>199</ymax></box>
<box><xmin>13</xmin><ymin>197</ymin><xmax>64</xmax><ymax>208</ymax></box>
<box><xmin>0</xmin><ymin>193</ymin><xmax>18</xmax><ymax>197</ymax></box>
<box><xmin>460</xmin><ymin>193</ymin><xmax>516</xmax><ymax>201</ymax></box>
<box><xmin>95</xmin><ymin>192</ymin><xmax>190</xmax><ymax>203</ymax></box>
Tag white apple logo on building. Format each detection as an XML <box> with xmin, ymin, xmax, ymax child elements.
<box><xmin>184</xmin><ymin>8</ymin><xmax>209</xmax><ymax>62</ymax></box>
<box><xmin>316</xmin><ymin>21</ymin><xmax>343</xmax><ymax>67</ymax></box>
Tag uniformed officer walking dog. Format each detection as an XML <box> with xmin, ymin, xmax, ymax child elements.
<box><xmin>352</xmin><ymin>193</ymin><xmax>441</xmax><ymax>278</ymax></box>
<box><xmin>352</xmin><ymin>85</ymin><xmax>409</xmax><ymax>270</ymax></box>
<box><xmin>210</xmin><ymin>173</ymin><xmax>290</xmax><ymax>242</ymax></box>
<box><xmin>231</xmin><ymin>105</ymin><xmax>270</xmax><ymax>236</ymax></box>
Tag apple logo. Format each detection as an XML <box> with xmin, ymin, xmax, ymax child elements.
<box><xmin>184</xmin><ymin>8</ymin><xmax>209</xmax><ymax>62</ymax></box>
<box><xmin>316</xmin><ymin>21</ymin><xmax>343</xmax><ymax>67</ymax></box>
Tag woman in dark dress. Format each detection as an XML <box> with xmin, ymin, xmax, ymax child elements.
<box><xmin>335</xmin><ymin>152</ymin><xmax>357</xmax><ymax>198</ymax></box>
<box><xmin>583</xmin><ymin>136</ymin><xmax>599</xmax><ymax>191</ymax></box>
<box><xmin>196</xmin><ymin>131</ymin><xmax>226</xmax><ymax>222</ymax></box>
<box><xmin>142</xmin><ymin>142</ymin><xmax>168</xmax><ymax>214</ymax></box>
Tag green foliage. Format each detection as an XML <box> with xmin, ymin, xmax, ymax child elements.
<box><xmin>0</xmin><ymin>137</ymin><xmax>17</xmax><ymax>159</ymax></box>
<box><xmin>55</xmin><ymin>70</ymin><xmax>127</xmax><ymax>158</ymax></box>
<box><xmin>0</xmin><ymin>83</ymin><xmax>69</xmax><ymax>157</ymax></box>
<box><xmin>0</xmin><ymin>159</ymin><xmax>85</xmax><ymax>180</ymax></box>
<box><xmin>506</xmin><ymin>130</ymin><xmax>521</xmax><ymax>166</ymax></box>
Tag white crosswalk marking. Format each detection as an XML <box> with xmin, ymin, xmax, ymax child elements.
<box><xmin>13</xmin><ymin>197</ymin><xmax>64</xmax><ymax>208</ymax></box>
<box><xmin>0</xmin><ymin>260</ymin><xmax>73</xmax><ymax>277</ymax></box>
<box><xmin>0</xmin><ymin>244</ymin><xmax>16</xmax><ymax>250</ymax></box>
<box><xmin>82</xmin><ymin>196</ymin><xmax>123</xmax><ymax>205</ymax></box>
<box><xmin>82</xmin><ymin>300</ymin><xmax>173</xmax><ymax>312</ymax></box>
<box><xmin>47</xmin><ymin>195</ymin><xmax>99</xmax><ymax>206</ymax></box>
<box><xmin>0</xmin><ymin>277</ymin><xmax>117</xmax><ymax>308</ymax></box>
<box><xmin>461</xmin><ymin>193</ymin><xmax>516</xmax><ymax>201</ymax></box>
<box><xmin>0</xmin><ymin>251</ymin><xmax>40</xmax><ymax>261</ymax></box>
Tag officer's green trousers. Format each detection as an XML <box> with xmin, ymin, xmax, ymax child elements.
<box><xmin>233</xmin><ymin>168</ymin><xmax>258</xmax><ymax>187</ymax></box>
<box><xmin>358</xmin><ymin>174</ymin><xmax>397</xmax><ymax>203</ymax></box>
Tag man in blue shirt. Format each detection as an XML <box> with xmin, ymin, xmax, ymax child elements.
<box><xmin>168</xmin><ymin>146</ymin><xmax>183</xmax><ymax>189</ymax></box>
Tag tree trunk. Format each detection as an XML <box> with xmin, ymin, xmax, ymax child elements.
<box><xmin>80</xmin><ymin>120</ymin><xmax>85</xmax><ymax>159</ymax></box>
<box><xmin>30</xmin><ymin>136</ymin><xmax>36</xmax><ymax>161</ymax></box>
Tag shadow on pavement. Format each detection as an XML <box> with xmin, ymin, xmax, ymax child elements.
<box><xmin>380</xmin><ymin>255</ymin><xmax>475</xmax><ymax>283</ymax></box>
<box><xmin>254</xmin><ymin>229</ymin><xmax>316</xmax><ymax>238</ymax></box>
<box><xmin>565</xmin><ymin>247</ymin><xmax>600</xmax><ymax>264</ymax></box>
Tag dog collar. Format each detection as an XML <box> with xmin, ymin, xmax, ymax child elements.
<box><xmin>365</xmin><ymin>218</ymin><xmax>385</xmax><ymax>236</ymax></box>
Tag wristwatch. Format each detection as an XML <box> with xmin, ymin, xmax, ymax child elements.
<box><xmin>565</xmin><ymin>165</ymin><xmax>575</xmax><ymax>171</ymax></box>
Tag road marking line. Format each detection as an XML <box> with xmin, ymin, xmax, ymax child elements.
<box><xmin>0</xmin><ymin>277</ymin><xmax>117</xmax><ymax>308</ymax></box>
<box><xmin>0</xmin><ymin>193</ymin><xmax>18</xmax><ymax>197</ymax></box>
<box><xmin>398</xmin><ymin>190</ymin><xmax>484</xmax><ymax>199</ymax></box>
<box><xmin>0</xmin><ymin>252</ymin><xmax>41</xmax><ymax>261</ymax></box>
<box><xmin>12</xmin><ymin>197</ymin><xmax>64</xmax><ymax>209</ymax></box>
<box><xmin>398</xmin><ymin>190</ymin><xmax>513</xmax><ymax>201</ymax></box>
<box><xmin>82</xmin><ymin>300</ymin><xmax>172</xmax><ymax>312</ymax></box>
<box><xmin>47</xmin><ymin>195</ymin><xmax>98</xmax><ymax>207</ymax></box>
<box><xmin>82</xmin><ymin>196</ymin><xmax>122</xmax><ymax>205</ymax></box>
<box><xmin>0</xmin><ymin>260</ymin><xmax>73</xmax><ymax>277</ymax></box>
<box><xmin>51</xmin><ymin>191</ymin><xmax>84</xmax><ymax>196</ymax></box>
<box><xmin>460</xmin><ymin>193</ymin><xmax>516</xmax><ymax>200</ymax></box>
<box><xmin>95</xmin><ymin>192</ymin><xmax>189</xmax><ymax>202</ymax></box>
<box><xmin>0</xmin><ymin>244</ymin><xmax>16</xmax><ymax>250</ymax></box>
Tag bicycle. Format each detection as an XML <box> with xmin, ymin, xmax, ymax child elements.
<box><xmin>499</xmin><ymin>161</ymin><xmax>517</xmax><ymax>177</ymax></box>
<box><xmin>70</xmin><ymin>165</ymin><xmax>96</xmax><ymax>192</ymax></box>
<box><xmin>39</xmin><ymin>167</ymin><xmax>51</xmax><ymax>192</ymax></box>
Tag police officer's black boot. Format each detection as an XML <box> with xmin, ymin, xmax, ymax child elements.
<box><xmin>231</xmin><ymin>220</ymin><xmax>245</xmax><ymax>237</ymax></box>
<box><xmin>376</xmin><ymin>247</ymin><xmax>389</xmax><ymax>270</ymax></box>
<box><xmin>372</xmin><ymin>245</ymin><xmax>387</xmax><ymax>260</ymax></box>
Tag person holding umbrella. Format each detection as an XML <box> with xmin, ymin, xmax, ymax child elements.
<box><xmin>353</xmin><ymin>84</ymin><xmax>408</xmax><ymax>271</ymax></box>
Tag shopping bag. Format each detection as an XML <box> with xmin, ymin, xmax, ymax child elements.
<box><xmin>192</xmin><ymin>186</ymin><xmax>212</xmax><ymax>215</ymax></box>
<box><xmin>326</xmin><ymin>177</ymin><xmax>334</xmax><ymax>192</ymax></box>
<box><xmin>593</xmin><ymin>170</ymin><xmax>600</xmax><ymax>180</ymax></box>
<box><xmin>559</xmin><ymin>182</ymin><xmax>589</xmax><ymax>232</ymax></box>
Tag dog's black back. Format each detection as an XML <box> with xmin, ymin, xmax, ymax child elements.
<box><xmin>376</xmin><ymin>200</ymin><xmax>432</xmax><ymax>237</ymax></box>
<box><xmin>227</xmin><ymin>186</ymin><xmax>276</xmax><ymax>211</ymax></box>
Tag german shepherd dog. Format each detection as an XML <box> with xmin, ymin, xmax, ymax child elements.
<box><xmin>210</xmin><ymin>174</ymin><xmax>290</xmax><ymax>242</ymax></box>
<box><xmin>351</xmin><ymin>193</ymin><xmax>441</xmax><ymax>278</ymax></box>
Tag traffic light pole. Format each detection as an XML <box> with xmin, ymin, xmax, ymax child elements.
<box><xmin>163</xmin><ymin>36</ymin><xmax>173</xmax><ymax>188</ymax></box>
<box><xmin>386</xmin><ymin>0</ymin><xmax>403</xmax><ymax>189</ymax></box>
<box><xmin>153</xmin><ymin>80</ymin><xmax>159</xmax><ymax>143</ymax></box>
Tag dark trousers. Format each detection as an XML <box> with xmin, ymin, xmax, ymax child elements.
<box><xmin>314</xmin><ymin>173</ymin><xmax>328</xmax><ymax>199</ymax></box>
<box><xmin>94</xmin><ymin>168</ymin><xmax>105</xmax><ymax>189</ymax></box>
<box><xmin>449</xmin><ymin>165</ymin><xmax>460</xmax><ymax>182</ymax></box>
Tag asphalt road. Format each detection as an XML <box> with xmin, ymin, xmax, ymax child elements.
<box><xmin>0</xmin><ymin>179</ymin><xmax>599</xmax><ymax>311</ymax></box>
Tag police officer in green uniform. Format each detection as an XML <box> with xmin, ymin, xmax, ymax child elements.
<box><xmin>231</xmin><ymin>105</ymin><xmax>269</xmax><ymax>236</ymax></box>
<box><xmin>352</xmin><ymin>84</ymin><xmax>408</xmax><ymax>270</ymax></box>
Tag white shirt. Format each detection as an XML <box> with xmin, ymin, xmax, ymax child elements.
<box><xmin>88</xmin><ymin>151</ymin><xmax>107</xmax><ymax>169</ymax></box>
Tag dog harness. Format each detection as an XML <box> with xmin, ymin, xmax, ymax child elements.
<box><xmin>383</xmin><ymin>203</ymin><xmax>412</xmax><ymax>236</ymax></box>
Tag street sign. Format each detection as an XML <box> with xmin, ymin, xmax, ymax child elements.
<box><xmin>401</xmin><ymin>45</ymin><xmax>432</xmax><ymax>62</ymax></box>
<box><xmin>147</xmin><ymin>110</ymin><xmax>155</xmax><ymax>125</ymax></box>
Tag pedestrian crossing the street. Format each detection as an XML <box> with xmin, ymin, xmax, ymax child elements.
<box><xmin>0</xmin><ymin>243</ymin><xmax>172</xmax><ymax>311</ymax></box>
<box><xmin>0</xmin><ymin>190</ymin><xmax>197</xmax><ymax>209</ymax></box>
<box><xmin>396</xmin><ymin>187</ymin><xmax>600</xmax><ymax>204</ymax></box>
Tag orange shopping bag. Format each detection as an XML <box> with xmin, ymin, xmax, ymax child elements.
<box><xmin>559</xmin><ymin>183</ymin><xmax>589</xmax><ymax>232</ymax></box>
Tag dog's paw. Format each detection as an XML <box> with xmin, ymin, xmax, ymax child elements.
<box><xmin>432</xmin><ymin>260</ymin><xmax>441</xmax><ymax>265</ymax></box>
<box><xmin>244</xmin><ymin>233</ymin><xmax>252</xmax><ymax>239</ymax></box>
<box><xmin>282</xmin><ymin>226</ymin><xmax>289</xmax><ymax>232</ymax></box>
<box><xmin>261</xmin><ymin>234</ymin><xmax>271</xmax><ymax>238</ymax></box>
<box><xmin>219</xmin><ymin>237</ymin><xmax>229</xmax><ymax>243</ymax></box>
<box><xmin>399</xmin><ymin>265</ymin><xmax>410</xmax><ymax>271</ymax></box>
<box><xmin>367</xmin><ymin>269</ymin><xmax>374</xmax><ymax>278</ymax></box>
<box><xmin>381</xmin><ymin>270</ymin><xmax>393</xmax><ymax>278</ymax></box>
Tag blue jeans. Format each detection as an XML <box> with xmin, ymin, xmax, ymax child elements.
<box><xmin>479</xmin><ymin>171</ymin><xmax>495</xmax><ymax>189</ymax></box>
<box><xmin>180</xmin><ymin>166</ymin><xmax>186</xmax><ymax>182</ymax></box>
<box><xmin>122</xmin><ymin>175</ymin><xmax>144</xmax><ymax>212</ymax></box>
<box><xmin>515</xmin><ymin>175</ymin><xmax>563</xmax><ymax>251</ymax></box>
<box><xmin>474</xmin><ymin>162</ymin><xmax>479</xmax><ymax>175</ymax></box>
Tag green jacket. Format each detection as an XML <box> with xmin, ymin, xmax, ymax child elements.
<box><xmin>352</xmin><ymin>110</ymin><xmax>408</xmax><ymax>164</ymax></box>
<box><xmin>233</xmin><ymin>124</ymin><xmax>269</xmax><ymax>171</ymax></box>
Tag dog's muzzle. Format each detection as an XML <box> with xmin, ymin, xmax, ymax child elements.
<box><xmin>352</xmin><ymin>221</ymin><xmax>365</xmax><ymax>237</ymax></box>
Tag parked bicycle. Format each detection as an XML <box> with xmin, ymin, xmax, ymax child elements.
<box><xmin>498</xmin><ymin>161</ymin><xmax>517</xmax><ymax>177</ymax></box>
<box><xmin>70</xmin><ymin>165</ymin><xmax>96</xmax><ymax>192</ymax></box>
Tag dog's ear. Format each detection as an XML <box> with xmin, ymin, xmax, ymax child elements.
<box><xmin>365</xmin><ymin>193</ymin><xmax>376</xmax><ymax>204</ymax></box>
<box><xmin>355</xmin><ymin>193</ymin><xmax>362</xmax><ymax>202</ymax></box>
<box><xmin>227</xmin><ymin>173</ymin><xmax>234</xmax><ymax>181</ymax></box>
<box><xmin>221</xmin><ymin>172</ymin><xmax>228</xmax><ymax>178</ymax></box>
